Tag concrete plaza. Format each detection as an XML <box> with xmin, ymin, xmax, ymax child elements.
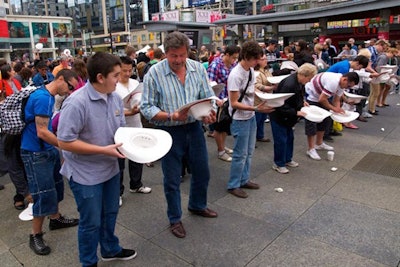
<box><xmin>0</xmin><ymin>94</ymin><xmax>399</xmax><ymax>267</ymax></box>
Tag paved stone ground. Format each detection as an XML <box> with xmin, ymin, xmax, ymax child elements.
<box><xmin>1</xmin><ymin>94</ymin><xmax>400</xmax><ymax>267</ymax></box>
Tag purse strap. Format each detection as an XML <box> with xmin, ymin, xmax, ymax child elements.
<box><xmin>232</xmin><ymin>70</ymin><xmax>252</xmax><ymax>116</ymax></box>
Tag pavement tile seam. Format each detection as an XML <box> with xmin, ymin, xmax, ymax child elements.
<box><xmin>325</xmin><ymin>169</ymin><xmax>400</xmax><ymax>213</ymax></box>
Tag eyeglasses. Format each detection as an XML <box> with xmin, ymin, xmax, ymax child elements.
<box><xmin>66</xmin><ymin>80</ymin><xmax>75</xmax><ymax>91</ymax></box>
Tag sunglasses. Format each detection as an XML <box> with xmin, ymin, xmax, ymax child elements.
<box><xmin>66</xmin><ymin>80</ymin><xmax>75</xmax><ymax>91</ymax></box>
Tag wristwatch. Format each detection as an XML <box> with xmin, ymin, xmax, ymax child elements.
<box><xmin>167</xmin><ymin>113</ymin><xmax>173</xmax><ymax>122</ymax></box>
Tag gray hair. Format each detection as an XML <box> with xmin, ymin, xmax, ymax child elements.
<box><xmin>164</xmin><ymin>31</ymin><xmax>190</xmax><ymax>53</ymax></box>
<box><xmin>297</xmin><ymin>63</ymin><xmax>317</xmax><ymax>77</ymax></box>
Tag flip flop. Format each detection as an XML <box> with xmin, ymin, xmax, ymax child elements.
<box><xmin>344</xmin><ymin>123</ymin><xmax>359</xmax><ymax>129</ymax></box>
<box><xmin>19</xmin><ymin>203</ymin><xmax>33</xmax><ymax>221</ymax></box>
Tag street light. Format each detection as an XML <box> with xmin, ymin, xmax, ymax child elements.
<box><xmin>108</xmin><ymin>14</ymin><xmax>113</xmax><ymax>54</ymax></box>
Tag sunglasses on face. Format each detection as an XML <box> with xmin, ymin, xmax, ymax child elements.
<box><xmin>66</xmin><ymin>80</ymin><xmax>75</xmax><ymax>91</ymax></box>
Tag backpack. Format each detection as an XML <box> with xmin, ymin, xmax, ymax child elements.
<box><xmin>0</xmin><ymin>87</ymin><xmax>38</xmax><ymax>135</ymax></box>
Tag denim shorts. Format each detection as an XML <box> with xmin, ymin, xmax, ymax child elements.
<box><xmin>21</xmin><ymin>148</ymin><xmax>64</xmax><ymax>217</ymax></box>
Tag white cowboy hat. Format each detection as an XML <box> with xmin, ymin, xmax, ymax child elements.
<box><xmin>280</xmin><ymin>61</ymin><xmax>298</xmax><ymax>71</ymax></box>
<box><xmin>210</xmin><ymin>81</ymin><xmax>224</xmax><ymax>96</ymax></box>
<box><xmin>35</xmin><ymin>43</ymin><xmax>43</xmax><ymax>51</ymax></box>
<box><xmin>254</xmin><ymin>92</ymin><xmax>294</xmax><ymax>107</ymax></box>
<box><xmin>330</xmin><ymin>110</ymin><xmax>359</xmax><ymax>123</ymax></box>
<box><xmin>19</xmin><ymin>203</ymin><xmax>33</xmax><ymax>221</ymax></box>
<box><xmin>63</xmin><ymin>49</ymin><xmax>72</xmax><ymax>57</ymax></box>
<box><xmin>301</xmin><ymin>105</ymin><xmax>332</xmax><ymax>123</ymax></box>
<box><xmin>267</xmin><ymin>74</ymin><xmax>290</xmax><ymax>84</ymax></box>
<box><xmin>378</xmin><ymin>65</ymin><xmax>398</xmax><ymax>74</ymax></box>
<box><xmin>122</xmin><ymin>81</ymin><xmax>142</xmax><ymax>107</ymax></box>
<box><xmin>178</xmin><ymin>96</ymin><xmax>219</xmax><ymax>120</ymax></box>
<box><xmin>114</xmin><ymin>127</ymin><xmax>172</xmax><ymax>164</ymax></box>
<box><xmin>343</xmin><ymin>91</ymin><xmax>368</xmax><ymax>104</ymax></box>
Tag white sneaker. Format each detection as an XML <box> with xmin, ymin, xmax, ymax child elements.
<box><xmin>286</xmin><ymin>161</ymin><xmax>299</xmax><ymax>168</ymax></box>
<box><xmin>130</xmin><ymin>186</ymin><xmax>152</xmax><ymax>194</ymax></box>
<box><xmin>119</xmin><ymin>196</ymin><xmax>123</xmax><ymax>207</ymax></box>
<box><xmin>224</xmin><ymin>147</ymin><xmax>233</xmax><ymax>154</ymax></box>
<box><xmin>315</xmin><ymin>142</ymin><xmax>334</xmax><ymax>151</ymax></box>
<box><xmin>264</xmin><ymin>118</ymin><xmax>270</xmax><ymax>123</ymax></box>
<box><xmin>362</xmin><ymin>112</ymin><xmax>373</xmax><ymax>118</ymax></box>
<box><xmin>218</xmin><ymin>152</ymin><xmax>232</xmax><ymax>162</ymax></box>
<box><xmin>307</xmin><ymin>149</ymin><xmax>321</xmax><ymax>160</ymax></box>
<box><xmin>272</xmin><ymin>164</ymin><xmax>289</xmax><ymax>174</ymax></box>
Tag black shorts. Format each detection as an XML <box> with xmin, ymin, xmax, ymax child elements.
<box><xmin>213</xmin><ymin>120</ymin><xmax>231</xmax><ymax>134</ymax></box>
<box><xmin>304</xmin><ymin>100</ymin><xmax>329</xmax><ymax>136</ymax></box>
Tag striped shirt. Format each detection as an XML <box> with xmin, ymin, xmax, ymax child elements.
<box><xmin>141</xmin><ymin>58</ymin><xmax>215</xmax><ymax>126</ymax></box>
<box><xmin>305</xmin><ymin>72</ymin><xmax>344</xmax><ymax>103</ymax></box>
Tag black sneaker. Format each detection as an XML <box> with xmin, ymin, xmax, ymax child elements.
<box><xmin>49</xmin><ymin>215</ymin><xmax>79</xmax><ymax>230</ymax></box>
<box><xmin>29</xmin><ymin>232</ymin><xmax>51</xmax><ymax>255</ymax></box>
<box><xmin>101</xmin><ymin>248</ymin><xmax>137</xmax><ymax>262</ymax></box>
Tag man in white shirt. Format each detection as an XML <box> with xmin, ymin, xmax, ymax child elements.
<box><xmin>304</xmin><ymin>72</ymin><xmax>359</xmax><ymax>160</ymax></box>
<box><xmin>115</xmin><ymin>56</ymin><xmax>152</xmax><ymax>206</ymax></box>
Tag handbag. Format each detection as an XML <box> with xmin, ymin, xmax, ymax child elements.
<box><xmin>217</xmin><ymin>70</ymin><xmax>252</xmax><ymax>123</ymax></box>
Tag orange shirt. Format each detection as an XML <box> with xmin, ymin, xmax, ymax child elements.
<box><xmin>0</xmin><ymin>78</ymin><xmax>22</xmax><ymax>97</ymax></box>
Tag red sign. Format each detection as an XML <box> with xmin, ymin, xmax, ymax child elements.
<box><xmin>261</xmin><ymin>4</ymin><xmax>274</xmax><ymax>12</ymax></box>
<box><xmin>0</xmin><ymin>20</ymin><xmax>9</xmax><ymax>38</ymax></box>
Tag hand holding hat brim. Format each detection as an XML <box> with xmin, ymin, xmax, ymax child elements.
<box><xmin>114</xmin><ymin>127</ymin><xmax>172</xmax><ymax>164</ymax></box>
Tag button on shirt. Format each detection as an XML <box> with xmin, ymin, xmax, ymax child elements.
<box><xmin>141</xmin><ymin>58</ymin><xmax>215</xmax><ymax>126</ymax></box>
<box><xmin>57</xmin><ymin>82</ymin><xmax>125</xmax><ymax>185</ymax></box>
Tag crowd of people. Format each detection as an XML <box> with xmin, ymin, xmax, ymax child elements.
<box><xmin>0</xmin><ymin>32</ymin><xmax>399</xmax><ymax>266</ymax></box>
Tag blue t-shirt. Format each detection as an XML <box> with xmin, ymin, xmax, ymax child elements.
<box><xmin>327</xmin><ymin>60</ymin><xmax>350</xmax><ymax>74</ymax></box>
<box><xmin>32</xmin><ymin>71</ymin><xmax>54</xmax><ymax>87</ymax></box>
<box><xmin>21</xmin><ymin>87</ymin><xmax>55</xmax><ymax>152</ymax></box>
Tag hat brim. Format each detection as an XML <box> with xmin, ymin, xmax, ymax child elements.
<box><xmin>330</xmin><ymin>110</ymin><xmax>359</xmax><ymax>123</ymax></box>
<box><xmin>19</xmin><ymin>203</ymin><xmax>33</xmax><ymax>221</ymax></box>
<box><xmin>301</xmin><ymin>105</ymin><xmax>332</xmax><ymax>123</ymax></box>
<box><xmin>114</xmin><ymin>127</ymin><xmax>173</xmax><ymax>164</ymax></box>
<box><xmin>210</xmin><ymin>82</ymin><xmax>225</xmax><ymax>96</ymax></box>
<box><xmin>344</xmin><ymin>91</ymin><xmax>368</xmax><ymax>104</ymax></box>
<box><xmin>255</xmin><ymin>92</ymin><xmax>294</xmax><ymax>107</ymax></box>
<box><xmin>267</xmin><ymin>75</ymin><xmax>290</xmax><ymax>84</ymax></box>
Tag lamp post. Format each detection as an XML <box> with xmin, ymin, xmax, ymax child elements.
<box><xmin>108</xmin><ymin>14</ymin><xmax>113</xmax><ymax>54</ymax></box>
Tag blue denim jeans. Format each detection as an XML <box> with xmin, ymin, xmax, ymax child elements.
<box><xmin>255</xmin><ymin>112</ymin><xmax>268</xmax><ymax>139</ymax></box>
<box><xmin>160</xmin><ymin>122</ymin><xmax>210</xmax><ymax>224</ymax></box>
<box><xmin>228</xmin><ymin>116</ymin><xmax>256</xmax><ymax>189</ymax></box>
<box><xmin>21</xmin><ymin>148</ymin><xmax>63</xmax><ymax>217</ymax></box>
<box><xmin>270</xmin><ymin>120</ymin><xmax>294</xmax><ymax>167</ymax></box>
<box><xmin>69</xmin><ymin>174</ymin><xmax>121</xmax><ymax>267</ymax></box>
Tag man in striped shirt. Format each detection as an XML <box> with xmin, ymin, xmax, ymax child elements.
<box><xmin>141</xmin><ymin>31</ymin><xmax>218</xmax><ymax>239</ymax></box>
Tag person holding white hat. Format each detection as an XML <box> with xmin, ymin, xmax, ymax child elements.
<box><xmin>58</xmin><ymin>53</ymin><xmax>137</xmax><ymax>266</ymax></box>
<box><xmin>141</xmin><ymin>31</ymin><xmax>218</xmax><ymax>239</ymax></box>
<box><xmin>304</xmin><ymin>72</ymin><xmax>359</xmax><ymax>160</ymax></box>
<box><xmin>115</xmin><ymin>56</ymin><xmax>152</xmax><ymax>207</ymax></box>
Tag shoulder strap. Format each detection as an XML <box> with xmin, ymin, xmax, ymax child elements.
<box><xmin>232</xmin><ymin>70</ymin><xmax>252</xmax><ymax>116</ymax></box>
<box><xmin>238</xmin><ymin>70</ymin><xmax>252</xmax><ymax>103</ymax></box>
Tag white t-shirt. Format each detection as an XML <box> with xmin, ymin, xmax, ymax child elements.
<box><xmin>305</xmin><ymin>72</ymin><xmax>344</xmax><ymax>103</ymax></box>
<box><xmin>115</xmin><ymin>79</ymin><xmax>142</xmax><ymax>128</ymax></box>
<box><xmin>227</xmin><ymin>63</ymin><xmax>255</xmax><ymax>120</ymax></box>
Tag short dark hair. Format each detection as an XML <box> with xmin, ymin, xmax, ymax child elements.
<box><xmin>35</xmin><ymin>61</ymin><xmax>47</xmax><ymax>70</ymax></box>
<box><xmin>224</xmin><ymin>45</ymin><xmax>241</xmax><ymax>56</ymax></box>
<box><xmin>13</xmin><ymin>62</ymin><xmax>24</xmax><ymax>73</ymax></box>
<box><xmin>55</xmin><ymin>69</ymin><xmax>78</xmax><ymax>82</ymax></box>
<box><xmin>87</xmin><ymin>52</ymin><xmax>121</xmax><ymax>83</ymax></box>
<box><xmin>353</xmin><ymin>55</ymin><xmax>369</xmax><ymax>68</ymax></box>
<box><xmin>120</xmin><ymin>56</ymin><xmax>133</xmax><ymax>65</ymax></box>
<box><xmin>240</xmin><ymin>41</ymin><xmax>263</xmax><ymax>61</ymax></box>
<box><xmin>343</xmin><ymin>72</ymin><xmax>360</xmax><ymax>84</ymax></box>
